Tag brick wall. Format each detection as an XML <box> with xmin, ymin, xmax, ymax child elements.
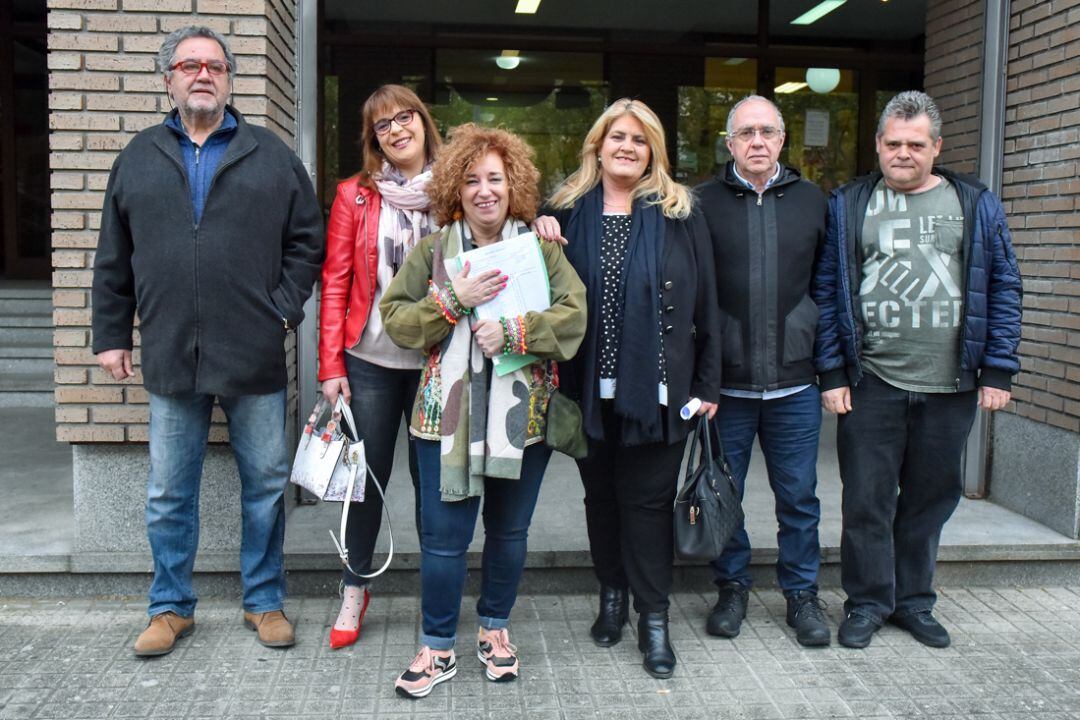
<box><xmin>47</xmin><ymin>0</ymin><xmax>298</xmax><ymax>442</ymax></box>
<box><xmin>1000</xmin><ymin>0</ymin><xmax>1080</xmax><ymax>434</ymax></box>
<box><xmin>923</xmin><ymin>0</ymin><xmax>984</xmax><ymax>172</ymax></box>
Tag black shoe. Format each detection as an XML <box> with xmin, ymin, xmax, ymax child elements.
<box><xmin>706</xmin><ymin>582</ymin><xmax>749</xmax><ymax>638</ymax></box>
<box><xmin>786</xmin><ymin>591</ymin><xmax>831</xmax><ymax>647</ymax></box>
<box><xmin>837</xmin><ymin>612</ymin><xmax>880</xmax><ymax>648</ymax></box>
<box><xmin>889</xmin><ymin>610</ymin><xmax>950</xmax><ymax>648</ymax></box>
<box><xmin>589</xmin><ymin>585</ymin><xmax>629</xmax><ymax>647</ymax></box>
<box><xmin>637</xmin><ymin>611</ymin><xmax>676</xmax><ymax>678</ymax></box>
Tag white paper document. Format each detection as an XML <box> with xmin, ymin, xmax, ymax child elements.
<box><xmin>444</xmin><ymin>232</ymin><xmax>551</xmax><ymax>375</ymax></box>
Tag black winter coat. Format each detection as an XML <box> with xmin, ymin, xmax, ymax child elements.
<box><xmin>546</xmin><ymin>202</ymin><xmax>722</xmax><ymax>446</ymax></box>
<box><xmin>92</xmin><ymin>107</ymin><xmax>325</xmax><ymax>396</ymax></box>
<box><xmin>696</xmin><ymin>162</ymin><xmax>827</xmax><ymax>392</ymax></box>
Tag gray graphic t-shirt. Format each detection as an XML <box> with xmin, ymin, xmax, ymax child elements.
<box><xmin>859</xmin><ymin>176</ymin><xmax>964</xmax><ymax>392</ymax></box>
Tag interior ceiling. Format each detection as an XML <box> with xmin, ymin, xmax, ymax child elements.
<box><xmin>324</xmin><ymin>0</ymin><xmax>927</xmax><ymax>42</ymax></box>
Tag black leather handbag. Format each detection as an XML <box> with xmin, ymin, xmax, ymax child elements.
<box><xmin>674</xmin><ymin>416</ymin><xmax>744</xmax><ymax>561</ymax></box>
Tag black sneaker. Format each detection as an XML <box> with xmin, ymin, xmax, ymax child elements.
<box><xmin>706</xmin><ymin>582</ymin><xmax>749</xmax><ymax>638</ymax></box>
<box><xmin>786</xmin><ymin>591</ymin><xmax>830</xmax><ymax>647</ymax></box>
<box><xmin>889</xmin><ymin>610</ymin><xmax>950</xmax><ymax>648</ymax></box>
<box><xmin>837</xmin><ymin>612</ymin><xmax>880</xmax><ymax>649</ymax></box>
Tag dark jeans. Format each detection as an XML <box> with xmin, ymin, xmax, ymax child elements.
<box><xmin>709</xmin><ymin>386</ymin><xmax>823</xmax><ymax>594</ymax></box>
<box><xmin>341</xmin><ymin>353</ymin><xmax>420</xmax><ymax>587</ymax></box>
<box><xmin>416</xmin><ymin>438</ymin><xmax>551</xmax><ymax>650</ymax></box>
<box><xmin>576</xmin><ymin>401</ymin><xmax>688</xmax><ymax>614</ymax></box>
<box><xmin>837</xmin><ymin>373</ymin><xmax>977</xmax><ymax>622</ymax></box>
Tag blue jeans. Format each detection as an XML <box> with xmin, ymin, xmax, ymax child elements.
<box><xmin>146</xmin><ymin>390</ymin><xmax>289</xmax><ymax>618</ymax></box>
<box><xmin>341</xmin><ymin>354</ymin><xmax>420</xmax><ymax>587</ymax></box>
<box><xmin>416</xmin><ymin>439</ymin><xmax>551</xmax><ymax>651</ymax></box>
<box><xmin>709</xmin><ymin>386</ymin><xmax>823</xmax><ymax>594</ymax></box>
<box><xmin>837</xmin><ymin>373</ymin><xmax>977</xmax><ymax>622</ymax></box>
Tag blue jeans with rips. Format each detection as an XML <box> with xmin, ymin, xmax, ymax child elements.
<box><xmin>415</xmin><ymin>439</ymin><xmax>551</xmax><ymax>651</ymax></box>
<box><xmin>146</xmin><ymin>390</ymin><xmax>289</xmax><ymax>618</ymax></box>
<box><xmin>709</xmin><ymin>385</ymin><xmax>823</xmax><ymax>595</ymax></box>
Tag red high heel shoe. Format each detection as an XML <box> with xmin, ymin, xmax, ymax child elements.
<box><xmin>329</xmin><ymin>587</ymin><xmax>370</xmax><ymax>650</ymax></box>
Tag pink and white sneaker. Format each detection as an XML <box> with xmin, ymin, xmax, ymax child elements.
<box><xmin>476</xmin><ymin>627</ymin><xmax>519</xmax><ymax>682</ymax></box>
<box><xmin>394</xmin><ymin>646</ymin><xmax>456</xmax><ymax>699</ymax></box>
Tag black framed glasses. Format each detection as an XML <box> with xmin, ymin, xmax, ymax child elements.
<box><xmin>373</xmin><ymin>109</ymin><xmax>416</xmax><ymax>135</ymax></box>
<box><xmin>170</xmin><ymin>59</ymin><xmax>231</xmax><ymax>77</ymax></box>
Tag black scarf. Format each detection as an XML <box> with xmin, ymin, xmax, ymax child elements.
<box><xmin>567</xmin><ymin>184</ymin><xmax>666</xmax><ymax>446</ymax></box>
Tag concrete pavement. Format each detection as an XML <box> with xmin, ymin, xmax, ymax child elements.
<box><xmin>3</xmin><ymin>586</ymin><xmax>1080</xmax><ymax>719</ymax></box>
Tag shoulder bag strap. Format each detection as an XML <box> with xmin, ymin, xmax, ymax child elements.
<box><xmin>327</xmin><ymin>395</ymin><xmax>395</xmax><ymax>579</ymax></box>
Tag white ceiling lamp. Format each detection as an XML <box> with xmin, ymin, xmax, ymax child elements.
<box><xmin>774</xmin><ymin>81</ymin><xmax>808</xmax><ymax>94</ymax></box>
<box><xmin>805</xmin><ymin>67</ymin><xmax>841</xmax><ymax>93</ymax></box>
<box><xmin>495</xmin><ymin>49</ymin><xmax>521</xmax><ymax>70</ymax></box>
<box><xmin>790</xmin><ymin>0</ymin><xmax>846</xmax><ymax>25</ymax></box>
<box><xmin>515</xmin><ymin>0</ymin><xmax>541</xmax><ymax>14</ymax></box>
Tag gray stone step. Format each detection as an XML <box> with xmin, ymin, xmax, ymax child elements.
<box><xmin>0</xmin><ymin>315</ymin><xmax>52</xmax><ymax>328</ymax></box>
<box><xmin>0</xmin><ymin>326</ymin><xmax>52</xmax><ymax>345</ymax></box>
<box><xmin>0</xmin><ymin>391</ymin><xmax>53</xmax><ymax>408</ymax></box>
<box><xmin>0</xmin><ymin>357</ymin><xmax>53</xmax><ymax>374</ymax></box>
<box><xmin>0</xmin><ymin>298</ymin><xmax>52</xmax><ymax>315</ymax></box>
<box><xmin>0</xmin><ymin>372</ymin><xmax>53</xmax><ymax>393</ymax></box>
<box><xmin>0</xmin><ymin>286</ymin><xmax>51</xmax><ymax>300</ymax></box>
<box><xmin>0</xmin><ymin>345</ymin><xmax>52</xmax><ymax>358</ymax></box>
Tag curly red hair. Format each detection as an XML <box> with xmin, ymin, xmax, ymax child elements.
<box><xmin>429</xmin><ymin>123</ymin><xmax>540</xmax><ymax>227</ymax></box>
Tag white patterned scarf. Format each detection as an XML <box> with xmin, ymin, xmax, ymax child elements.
<box><xmin>373</xmin><ymin>161</ymin><xmax>434</xmax><ymax>274</ymax></box>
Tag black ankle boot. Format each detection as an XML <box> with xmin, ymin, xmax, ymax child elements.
<box><xmin>590</xmin><ymin>585</ymin><xmax>629</xmax><ymax>647</ymax></box>
<box><xmin>637</xmin><ymin>611</ymin><xmax>676</xmax><ymax>678</ymax></box>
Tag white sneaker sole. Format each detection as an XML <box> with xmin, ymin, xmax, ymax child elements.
<box><xmin>395</xmin><ymin>664</ymin><xmax>456</xmax><ymax>699</ymax></box>
<box><xmin>476</xmin><ymin>648</ymin><xmax>519</xmax><ymax>682</ymax></box>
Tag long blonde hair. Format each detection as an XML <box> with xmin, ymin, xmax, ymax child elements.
<box><xmin>548</xmin><ymin>98</ymin><xmax>692</xmax><ymax>219</ymax></box>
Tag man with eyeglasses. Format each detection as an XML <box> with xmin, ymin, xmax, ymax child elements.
<box><xmin>696</xmin><ymin>95</ymin><xmax>831</xmax><ymax>647</ymax></box>
<box><xmin>92</xmin><ymin>26</ymin><xmax>323</xmax><ymax>657</ymax></box>
<box><xmin>813</xmin><ymin>91</ymin><xmax>1021</xmax><ymax>649</ymax></box>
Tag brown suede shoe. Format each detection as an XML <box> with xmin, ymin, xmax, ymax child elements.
<box><xmin>133</xmin><ymin>612</ymin><xmax>195</xmax><ymax>657</ymax></box>
<box><xmin>243</xmin><ymin>609</ymin><xmax>295</xmax><ymax>648</ymax></box>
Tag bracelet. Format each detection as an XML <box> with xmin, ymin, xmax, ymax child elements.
<box><xmin>429</xmin><ymin>280</ymin><xmax>463</xmax><ymax>325</ymax></box>
<box><xmin>444</xmin><ymin>280</ymin><xmax>469</xmax><ymax>315</ymax></box>
<box><xmin>500</xmin><ymin>315</ymin><xmax>527</xmax><ymax>355</ymax></box>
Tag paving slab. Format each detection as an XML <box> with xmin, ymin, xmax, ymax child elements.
<box><xmin>2</xmin><ymin>588</ymin><xmax>1080</xmax><ymax>719</ymax></box>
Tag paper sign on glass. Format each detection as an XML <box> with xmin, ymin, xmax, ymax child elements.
<box><xmin>444</xmin><ymin>232</ymin><xmax>551</xmax><ymax>375</ymax></box>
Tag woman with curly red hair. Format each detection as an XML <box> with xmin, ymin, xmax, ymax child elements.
<box><xmin>381</xmin><ymin>123</ymin><xmax>586</xmax><ymax>698</ymax></box>
<box><xmin>317</xmin><ymin>84</ymin><xmax>441</xmax><ymax>650</ymax></box>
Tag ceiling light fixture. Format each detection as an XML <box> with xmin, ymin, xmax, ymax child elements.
<box><xmin>790</xmin><ymin>0</ymin><xmax>846</xmax><ymax>25</ymax></box>
<box><xmin>495</xmin><ymin>49</ymin><xmax>521</xmax><ymax>70</ymax></box>
<box><xmin>515</xmin><ymin>0</ymin><xmax>541</xmax><ymax>14</ymax></box>
<box><xmin>486</xmin><ymin>97</ymin><xmax>499</xmax><ymax>102</ymax></box>
<box><xmin>805</xmin><ymin>67</ymin><xmax>841</xmax><ymax>93</ymax></box>
<box><xmin>774</xmin><ymin>81</ymin><xmax>808</xmax><ymax>94</ymax></box>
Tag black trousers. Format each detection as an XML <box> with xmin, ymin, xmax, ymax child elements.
<box><xmin>576</xmin><ymin>401</ymin><xmax>688</xmax><ymax>614</ymax></box>
<box><xmin>837</xmin><ymin>373</ymin><xmax>977</xmax><ymax>622</ymax></box>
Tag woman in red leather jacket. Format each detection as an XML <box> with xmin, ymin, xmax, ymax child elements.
<box><xmin>318</xmin><ymin>85</ymin><xmax>442</xmax><ymax>650</ymax></box>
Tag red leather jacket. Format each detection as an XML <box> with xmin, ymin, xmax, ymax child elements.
<box><xmin>318</xmin><ymin>177</ymin><xmax>380</xmax><ymax>381</ymax></box>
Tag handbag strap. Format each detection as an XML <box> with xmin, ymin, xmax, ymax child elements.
<box><xmin>327</xmin><ymin>450</ymin><xmax>395</xmax><ymax>580</ymax></box>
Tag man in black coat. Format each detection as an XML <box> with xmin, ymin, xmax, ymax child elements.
<box><xmin>91</xmin><ymin>26</ymin><xmax>324</xmax><ymax>657</ymax></box>
<box><xmin>696</xmin><ymin>95</ymin><xmax>830</xmax><ymax>647</ymax></box>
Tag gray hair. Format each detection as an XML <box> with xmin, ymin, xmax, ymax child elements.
<box><xmin>157</xmin><ymin>26</ymin><xmax>236</xmax><ymax>78</ymax></box>
<box><xmin>725</xmin><ymin>95</ymin><xmax>785</xmax><ymax>137</ymax></box>
<box><xmin>877</xmin><ymin>90</ymin><xmax>941</xmax><ymax>140</ymax></box>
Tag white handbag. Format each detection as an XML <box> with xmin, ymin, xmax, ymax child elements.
<box><xmin>289</xmin><ymin>396</ymin><xmax>394</xmax><ymax>579</ymax></box>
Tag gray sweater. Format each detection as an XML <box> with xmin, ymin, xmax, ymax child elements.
<box><xmin>92</xmin><ymin>106</ymin><xmax>324</xmax><ymax>396</ymax></box>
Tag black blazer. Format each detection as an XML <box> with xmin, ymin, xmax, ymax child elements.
<box><xmin>546</xmin><ymin>202</ymin><xmax>722</xmax><ymax>445</ymax></box>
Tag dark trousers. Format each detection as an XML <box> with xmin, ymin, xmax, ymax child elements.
<box><xmin>576</xmin><ymin>402</ymin><xmax>688</xmax><ymax>614</ymax></box>
<box><xmin>341</xmin><ymin>353</ymin><xmax>420</xmax><ymax>587</ymax></box>
<box><xmin>709</xmin><ymin>386</ymin><xmax>823</xmax><ymax>594</ymax></box>
<box><xmin>837</xmin><ymin>373</ymin><xmax>977</xmax><ymax>622</ymax></box>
